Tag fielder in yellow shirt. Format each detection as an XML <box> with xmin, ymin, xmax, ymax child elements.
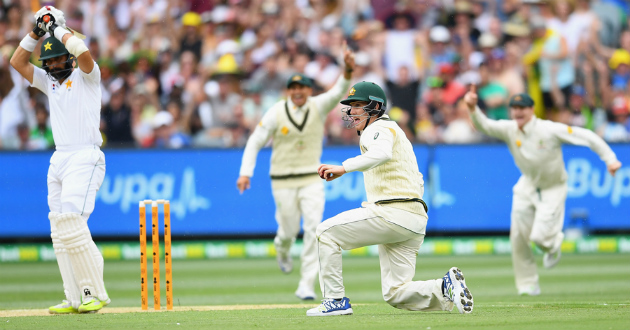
<box><xmin>464</xmin><ymin>86</ymin><xmax>622</xmax><ymax>295</ymax></box>
<box><xmin>307</xmin><ymin>82</ymin><xmax>473</xmax><ymax>316</ymax></box>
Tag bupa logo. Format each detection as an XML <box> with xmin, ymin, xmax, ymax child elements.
<box><xmin>567</xmin><ymin>158</ymin><xmax>630</xmax><ymax>206</ymax></box>
<box><xmin>96</xmin><ymin>167</ymin><xmax>211</xmax><ymax>219</ymax></box>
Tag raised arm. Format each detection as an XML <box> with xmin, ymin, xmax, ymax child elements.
<box><xmin>464</xmin><ymin>85</ymin><xmax>511</xmax><ymax>141</ymax></box>
<box><xmin>550</xmin><ymin>122</ymin><xmax>622</xmax><ymax>176</ymax></box>
<box><xmin>10</xmin><ymin>30</ymin><xmax>40</xmax><ymax>84</ymax></box>
<box><xmin>311</xmin><ymin>43</ymin><xmax>354</xmax><ymax>120</ymax></box>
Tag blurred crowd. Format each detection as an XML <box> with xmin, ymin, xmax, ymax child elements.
<box><xmin>0</xmin><ymin>0</ymin><xmax>629</xmax><ymax>150</ymax></box>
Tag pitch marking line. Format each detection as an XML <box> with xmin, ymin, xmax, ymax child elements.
<box><xmin>0</xmin><ymin>304</ymin><xmax>325</xmax><ymax>317</ymax></box>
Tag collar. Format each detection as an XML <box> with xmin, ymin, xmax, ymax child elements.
<box><xmin>520</xmin><ymin>116</ymin><xmax>536</xmax><ymax>134</ymax></box>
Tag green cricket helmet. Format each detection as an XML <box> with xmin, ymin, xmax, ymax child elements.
<box><xmin>39</xmin><ymin>37</ymin><xmax>74</xmax><ymax>82</ymax></box>
<box><xmin>340</xmin><ymin>81</ymin><xmax>387</xmax><ymax>130</ymax></box>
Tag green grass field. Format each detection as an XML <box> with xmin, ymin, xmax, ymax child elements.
<box><xmin>1</xmin><ymin>253</ymin><xmax>629</xmax><ymax>330</ymax></box>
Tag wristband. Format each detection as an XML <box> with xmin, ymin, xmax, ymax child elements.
<box><xmin>19</xmin><ymin>34</ymin><xmax>38</xmax><ymax>52</ymax></box>
<box><xmin>53</xmin><ymin>25</ymin><xmax>71</xmax><ymax>42</ymax></box>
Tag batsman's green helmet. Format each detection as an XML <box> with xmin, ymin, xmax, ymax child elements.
<box><xmin>39</xmin><ymin>37</ymin><xmax>70</xmax><ymax>61</ymax></box>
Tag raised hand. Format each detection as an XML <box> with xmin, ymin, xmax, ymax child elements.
<box><xmin>342</xmin><ymin>41</ymin><xmax>355</xmax><ymax>74</ymax></box>
<box><xmin>463</xmin><ymin>84</ymin><xmax>478</xmax><ymax>112</ymax></box>
<box><xmin>608</xmin><ymin>161</ymin><xmax>622</xmax><ymax>177</ymax></box>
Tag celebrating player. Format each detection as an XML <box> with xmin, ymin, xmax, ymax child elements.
<box><xmin>308</xmin><ymin>82</ymin><xmax>473</xmax><ymax>316</ymax></box>
<box><xmin>464</xmin><ymin>86</ymin><xmax>622</xmax><ymax>295</ymax></box>
<box><xmin>236</xmin><ymin>44</ymin><xmax>355</xmax><ymax>300</ymax></box>
<box><xmin>10</xmin><ymin>6</ymin><xmax>110</xmax><ymax>313</ymax></box>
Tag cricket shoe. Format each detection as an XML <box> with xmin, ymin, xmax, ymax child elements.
<box><xmin>48</xmin><ymin>300</ymin><xmax>78</xmax><ymax>314</ymax></box>
<box><xmin>306</xmin><ymin>297</ymin><xmax>353</xmax><ymax>316</ymax></box>
<box><xmin>442</xmin><ymin>267</ymin><xmax>473</xmax><ymax>314</ymax></box>
<box><xmin>78</xmin><ymin>297</ymin><xmax>106</xmax><ymax>313</ymax></box>
<box><xmin>295</xmin><ymin>286</ymin><xmax>316</xmax><ymax>300</ymax></box>
<box><xmin>518</xmin><ymin>285</ymin><xmax>541</xmax><ymax>296</ymax></box>
<box><xmin>543</xmin><ymin>232</ymin><xmax>564</xmax><ymax>269</ymax></box>
<box><xmin>276</xmin><ymin>250</ymin><xmax>293</xmax><ymax>274</ymax></box>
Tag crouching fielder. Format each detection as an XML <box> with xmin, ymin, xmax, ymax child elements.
<box><xmin>307</xmin><ymin>82</ymin><xmax>473</xmax><ymax>316</ymax></box>
<box><xmin>10</xmin><ymin>6</ymin><xmax>109</xmax><ymax>313</ymax></box>
<box><xmin>464</xmin><ymin>86</ymin><xmax>622</xmax><ymax>295</ymax></box>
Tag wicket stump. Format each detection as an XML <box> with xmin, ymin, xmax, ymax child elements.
<box><xmin>139</xmin><ymin>199</ymin><xmax>173</xmax><ymax>310</ymax></box>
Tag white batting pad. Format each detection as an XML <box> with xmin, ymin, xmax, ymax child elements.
<box><xmin>49</xmin><ymin>212</ymin><xmax>82</xmax><ymax>309</ymax></box>
<box><xmin>53</xmin><ymin>213</ymin><xmax>109</xmax><ymax>302</ymax></box>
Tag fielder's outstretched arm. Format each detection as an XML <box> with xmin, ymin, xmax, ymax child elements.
<box><xmin>549</xmin><ymin>122</ymin><xmax>622</xmax><ymax>175</ymax></box>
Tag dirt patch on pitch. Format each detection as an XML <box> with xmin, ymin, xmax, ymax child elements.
<box><xmin>0</xmin><ymin>304</ymin><xmax>316</xmax><ymax>317</ymax></box>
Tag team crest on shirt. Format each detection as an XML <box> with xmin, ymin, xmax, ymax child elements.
<box><xmin>537</xmin><ymin>139</ymin><xmax>546</xmax><ymax>150</ymax></box>
<box><xmin>295</xmin><ymin>140</ymin><xmax>306</xmax><ymax>151</ymax></box>
<box><xmin>65</xmin><ymin>79</ymin><xmax>73</xmax><ymax>91</ymax></box>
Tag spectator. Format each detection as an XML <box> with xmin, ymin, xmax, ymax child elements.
<box><xmin>29</xmin><ymin>103</ymin><xmax>54</xmax><ymax>150</ymax></box>
<box><xmin>147</xmin><ymin>111</ymin><xmax>191</xmax><ymax>148</ymax></box>
<box><xmin>387</xmin><ymin>65</ymin><xmax>420</xmax><ymax>128</ymax></box>
<box><xmin>478</xmin><ymin>62</ymin><xmax>510</xmax><ymax>120</ymax></box>
<box><xmin>598</xmin><ymin>96</ymin><xmax>630</xmax><ymax>142</ymax></box>
<box><xmin>442</xmin><ymin>97</ymin><xmax>482</xmax><ymax>144</ymax></box>
<box><xmin>102</xmin><ymin>79</ymin><xmax>135</xmax><ymax>147</ymax></box>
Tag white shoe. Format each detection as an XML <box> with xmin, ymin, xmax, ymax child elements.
<box><xmin>442</xmin><ymin>267</ymin><xmax>473</xmax><ymax>314</ymax></box>
<box><xmin>543</xmin><ymin>233</ymin><xmax>564</xmax><ymax>269</ymax></box>
<box><xmin>276</xmin><ymin>250</ymin><xmax>293</xmax><ymax>274</ymax></box>
<box><xmin>306</xmin><ymin>298</ymin><xmax>353</xmax><ymax>316</ymax></box>
<box><xmin>295</xmin><ymin>286</ymin><xmax>316</xmax><ymax>300</ymax></box>
<box><xmin>518</xmin><ymin>285</ymin><xmax>541</xmax><ymax>296</ymax></box>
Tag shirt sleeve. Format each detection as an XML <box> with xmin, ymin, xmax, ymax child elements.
<box><xmin>79</xmin><ymin>61</ymin><xmax>101</xmax><ymax>84</ymax></box>
<box><xmin>311</xmin><ymin>74</ymin><xmax>351</xmax><ymax>122</ymax></box>
<box><xmin>470</xmin><ymin>106</ymin><xmax>512</xmax><ymax>141</ymax></box>
<box><xmin>30</xmin><ymin>66</ymin><xmax>48</xmax><ymax>95</ymax></box>
<box><xmin>238</xmin><ymin>105</ymin><xmax>278</xmax><ymax>177</ymax></box>
<box><xmin>342</xmin><ymin>125</ymin><xmax>394</xmax><ymax>173</ymax></box>
<box><xmin>549</xmin><ymin>122</ymin><xmax>619</xmax><ymax>165</ymax></box>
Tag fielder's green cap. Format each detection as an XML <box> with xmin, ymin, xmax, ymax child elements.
<box><xmin>286</xmin><ymin>73</ymin><xmax>313</xmax><ymax>88</ymax></box>
<box><xmin>508</xmin><ymin>93</ymin><xmax>535</xmax><ymax>107</ymax></box>
<box><xmin>340</xmin><ymin>81</ymin><xmax>387</xmax><ymax>108</ymax></box>
<box><xmin>39</xmin><ymin>37</ymin><xmax>70</xmax><ymax>61</ymax></box>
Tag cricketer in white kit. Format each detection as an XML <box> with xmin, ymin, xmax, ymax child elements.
<box><xmin>464</xmin><ymin>86</ymin><xmax>622</xmax><ymax>296</ymax></box>
<box><xmin>308</xmin><ymin>81</ymin><xmax>473</xmax><ymax>316</ymax></box>
<box><xmin>237</xmin><ymin>46</ymin><xmax>355</xmax><ymax>300</ymax></box>
<box><xmin>10</xmin><ymin>6</ymin><xmax>110</xmax><ymax>313</ymax></box>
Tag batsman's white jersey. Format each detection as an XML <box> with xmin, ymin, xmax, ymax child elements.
<box><xmin>470</xmin><ymin>106</ymin><xmax>619</xmax><ymax>292</ymax></box>
<box><xmin>239</xmin><ymin>75</ymin><xmax>350</xmax><ymax>294</ymax></box>
<box><xmin>31</xmin><ymin>63</ymin><xmax>108</xmax><ymax>307</ymax></box>
<box><xmin>31</xmin><ymin>65</ymin><xmax>103</xmax><ymax>148</ymax></box>
<box><xmin>317</xmin><ymin>116</ymin><xmax>454</xmax><ymax>311</ymax></box>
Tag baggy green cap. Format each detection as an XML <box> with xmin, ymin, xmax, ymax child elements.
<box><xmin>508</xmin><ymin>93</ymin><xmax>535</xmax><ymax>107</ymax></box>
<box><xmin>39</xmin><ymin>37</ymin><xmax>70</xmax><ymax>61</ymax></box>
<box><xmin>286</xmin><ymin>73</ymin><xmax>313</xmax><ymax>88</ymax></box>
<box><xmin>340</xmin><ymin>81</ymin><xmax>387</xmax><ymax>108</ymax></box>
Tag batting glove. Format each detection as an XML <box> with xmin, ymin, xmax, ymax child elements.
<box><xmin>34</xmin><ymin>6</ymin><xmax>66</xmax><ymax>33</ymax></box>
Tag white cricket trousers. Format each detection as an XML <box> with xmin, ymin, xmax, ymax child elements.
<box><xmin>47</xmin><ymin>145</ymin><xmax>106</xmax><ymax>218</ymax></box>
<box><xmin>47</xmin><ymin>145</ymin><xmax>106</xmax><ymax>307</ymax></box>
<box><xmin>271</xmin><ymin>181</ymin><xmax>325</xmax><ymax>291</ymax></box>
<box><xmin>510</xmin><ymin>177</ymin><xmax>567</xmax><ymax>292</ymax></box>
<box><xmin>316</xmin><ymin>204</ymin><xmax>452</xmax><ymax>311</ymax></box>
